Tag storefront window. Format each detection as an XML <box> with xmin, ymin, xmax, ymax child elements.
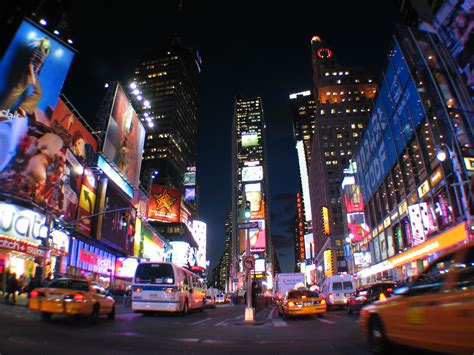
<box><xmin>402</xmin><ymin>217</ymin><xmax>413</xmax><ymax>248</ymax></box>
<box><xmin>385</xmin><ymin>174</ymin><xmax>397</xmax><ymax>210</ymax></box>
<box><xmin>379</xmin><ymin>232</ymin><xmax>388</xmax><ymax>261</ymax></box>
<box><xmin>373</xmin><ymin>235</ymin><xmax>381</xmax><ymax>264</ymax></box>
<box><xmin>409</xmin><ymin>140</ymin><xmax>427</xmax><ymax>185</ymax></box>
<box><xmin>392</xmin><ymin>163</ymin><xmax>405</xmax><ymax>204</ymax></box>
<box><xmin>392</xmin><ymin>223</ymin><xmax>404</xmax><ymax>253</ymax></box>
<box><xmin>400</xmin><ymin>149</ymin><xmax>416</xmax><ymax>193</ymax></box>
<box><xmin>386</xmin><ymin>228</ymin><xmax>395</xmax><ymax>258</ymax></box>
<box><xmin>433</xmin><ymin>187</ymin><xmax>454</xmax><ymax>230</ymax></box>
<box><xmin>418</xmin><ymin>121</ymin><xmax>437</xmax><ymax>169</ymax></box>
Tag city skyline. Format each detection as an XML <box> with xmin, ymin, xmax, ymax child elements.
<box><xmin>58</xmin><ymin>2</ymin><xmax>400</xmax><ymax>272</ymax></box>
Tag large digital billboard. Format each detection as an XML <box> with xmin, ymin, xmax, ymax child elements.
<box><xmin>238</xmin><ymin>219</ymin><xmax>266</xmax><ymax>253</ymax></box>
<box><xmin>50</xmin><ymin>98</ymin><xmax>97</xmax><ymax>165</ymax></box>
<box><xmin>242</xmin><ymin>166</ymin><xmax>263</xmax><ymax>182</ymax></box>
<box><xmin>183</xmin><ymin>171</ymin><xmax>196</xmax><ymax>186</ymax></box>
<box><xmin>76</xmin><ymin>168</ymin><xmax>97</xmax><ymax>237</ymax></box>
<box><xmin>0</xmin><ymin>20</ymin><xmax>75</xmax><ymax>120</ymax></box>
<box><xmin>241</xmin><ymin>132</ymin><xmax>259</xmax><ymax>147</ymax></box>
<box><xmin>304</xmin><ymin>233</ymin><xmax>314</xmax><ymax>260</ymax></box>
<box><xmin>102</xmin><ymin>84</ymin><xmax>145</xmax><ymax>188</ymax></box>
<box><xmin>245</xmin><ymin>183</ymin><xmax>265</xmax><ymax>220</ymax></box>
<box><xmin>148</xmin><ymin>185</ymin><xmax>181</xmax><ymax>223</ymax></box>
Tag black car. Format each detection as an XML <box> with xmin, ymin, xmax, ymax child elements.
<box><xmin>347</xmin><ymin>282</ymin><xmax>398</xmax><ymax>314</ymax></box>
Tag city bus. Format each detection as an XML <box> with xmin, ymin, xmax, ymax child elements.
<box><xmin>132</xmin><ymin>261</ymin><xmax>206</xmax><ymax>315</ymax></box>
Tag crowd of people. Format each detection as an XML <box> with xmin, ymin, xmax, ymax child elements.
<box><xmin>1</xmin><ymin>271</ymin><xmax>37</xmax><ymax>304</ymax></box>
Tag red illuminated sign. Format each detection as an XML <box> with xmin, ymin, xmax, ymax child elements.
<box><xmin>148</xmin><ymin>185</ymin><xmax>181</xmax><ymax>223</ymax></box>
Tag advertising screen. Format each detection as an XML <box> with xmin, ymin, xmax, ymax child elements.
<box><xmin>321</xmin><ymin>206</ymin><xmax>330</xmax><ymax>236</ymax></box>
<box><xmin>102</xmin><ymin>84</ymin><xmax>145</xmax><ymax>188</ymax></box>
<box><xmin>245</xmin><ymin>187</ymin><xmax>265</xmax><ymax>220</ymax></box>
<box><xmin>101</xmin><ymin>183</ymin><xmax>135</xmax><ymax>254</ymax></box>
<box><xmin>115</xmin><ymin>257</ymin><xmax>139</xmax><ymax>279</ymax></box>
<box><xmin>242</xmin><ymin>166</ymin><xmax>263</xmax><ymax>182</ymax></box>
<box><xmin>148</xmin><ymin>185</ymin><xmax>181</xmax><ymax>223</ymax></box>
<box><xmin>184</xmin><ymin>187</ymin><xmax>196</xmax><ymax>201</ymax></box>
<box><xmin>133</xmin><ymin>187</ymin><xmax>150</xmax><ymax>220</ymax></box>
<box><xmin>50</xmin><ymin>98</ymin><xmax>97</xmax><ymax>164</ymax></box>
<box><xmin>241</xmin><ymin>132</ymin><xmax>259</xmax><ymax>147</ymax></box>
<box><xmin>249</xmin><ymin>219</ymin><xmax>266</xmax><ymax>252</ymax></box>
<box><xmin>183</xmin><ymin>172</ymin><xmax>196</xmax><ymax>186</ymax></box>
<box><xmin>69</xmin><ymin>239</ymin><xmax>116</xmax><ymax>275</ymax></box>
<box><xmin>255</xmin><ymin>259</ymin><xmax>265</xmax><ymax>273</ymax></box>
<box><xmin>0</xmin><ymin>20</ymin><xmax>75</xmax><ymax>120</ymax></box>
<box><xmin>304</xmin><ymin>233</ymin><xmax>314</xmax><ymax>260</ymax></box>
<box><xmin>76</xmin><ymin>167</ymin><xmax>97</xmax><ymax>237</ymax></box>
<box><xmin>353</xmin><ymin>252</ymin><xmax>372</xmax><ymax>266</ymax></box>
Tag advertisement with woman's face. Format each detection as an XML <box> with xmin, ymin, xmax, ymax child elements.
<box><xmin>102</xmin><ymin>84</ymin><xmax>145</xmax><ymax>188</ymax></box>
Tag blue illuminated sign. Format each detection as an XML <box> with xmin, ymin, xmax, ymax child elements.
<box><xmin>97</xmin><ymin>155</ymin><xmax>134</xmax><ymax>199</ymax></box>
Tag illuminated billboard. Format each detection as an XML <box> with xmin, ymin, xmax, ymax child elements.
<box><xmin>353</xmin><ymin>252</ymin><xmax>372</xmax><ymax>266</ymax></box>
<box><xmin>0</xmin><ymin>20</ymin><xmax>75</xmax><ymax>120</ymax></box>
<box><xmin>76</xmin><ymin>168</ymin><xmax>97</xmax><ymax>236</ymax></box>
<box><xmin>242</xmin><ymin>166</ymin><xmax>263</xmax><ymax>182</ymax></box>
<box><xmin>115</xmin><ymin>257</ymin><xmax>139</xmax><ymax>279</ymax></box>
<box><xmin>184</xmin><ymin>187</ymin><xmax>196</xmax><ymax>201</ymax></box>
<box><xmin>321</xmin><ymin>206</ymin><xmax>330</xmax><ymax>236</ymax></box>
<box><xmin>323</xmin><ymin>249</ymin><xmax>334</xmax><ymax>277</ymax></box>
<box><xmin>239</xmin><ymin>219</ymin><xmax>266</xmax><ymax>253</ymax></box>
<box><xmin>255</xmin><ymin>258</ymin><xmax>265</xmax><ymax>273</ymax></box>
<box><xmin>183</xmin><ymin>171</ymin><xmax>196</xmax><ymax>186</ymax></box>
<box><xmin>102</xmin><ymin>84</ymin><xmax>145</xmax><ymax>188</ymax></box>
<box><xmin>245</xmin><ymin>183</ymin><xmax>265</xmax><ymax>220</ymax></box>
<box><xmin>408</xmin><ymin>203</ymin><xmax>438</xmax><ymax>246</ymax></box>
<box><xmin>241</xmin><ymin>132</ymin><xmax>259</xmax><ymax>147</ymax></box>
<box><xmin>304</xmin><ymin>233</ymin><xmax>314</xmax><ymax>260</ymax></box>
<box><xmin>50</xmin><ymin>98</ymin><xmax>97</xmax><ymax>164</ymax></box>
<box><xmin>148</xmin><ymin>185</ymin><xmax>181</xmax><ymax>223</ymax></box>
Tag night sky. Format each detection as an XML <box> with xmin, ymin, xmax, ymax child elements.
<box><xmin>62</xmin><ymin>1</ymin><xmax>401</xmax><ymax>273</ymax></box>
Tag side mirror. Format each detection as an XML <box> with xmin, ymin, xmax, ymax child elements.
<box><xmin>393</xmin><ymin>286</ymin><xmax>410</xmax><ymax>296</ymax></box>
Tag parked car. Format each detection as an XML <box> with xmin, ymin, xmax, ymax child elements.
<box><xmin>360</xmin><ymin>242</ymin><xmax>474</xmax><ymax>354</ymax></box>
<box><xmin>347</xmin><ymin>282</ymin><xmax>398</xmax><ymax>314</ymax></box>
<box><xmin>28</xmin><ymin>278</ymin><xmax>115</xmax><ymax>323</ymax></box>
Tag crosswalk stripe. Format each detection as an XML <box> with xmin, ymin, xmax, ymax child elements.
<box><xmin>190</xmin><ymin>318</ymin><xmax>211</xmax><ymax>326</ymax></box>
<box><xmin>318</xmin><ymin>318</ymin><xmax>334</xmax><ymax>324</ymax></box>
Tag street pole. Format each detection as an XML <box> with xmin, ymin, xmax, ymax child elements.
<box><xmin>243</xmin><ymin>198</ymin><xmax>254</xmax><ymax>322</ymax></box>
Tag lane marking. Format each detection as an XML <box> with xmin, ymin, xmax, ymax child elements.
<box><xmin>214</xmin><ymin>319</ymin><xmax>230</xmax><ymax>326</ymax></box>
<box><xmin>318</xmin><ymin>318</ymin><xmax>334</xmax><ymax>324</ymax></box>
<box><xmin>190</xmin><ymin>318</ymin><xmax>211</xmax><ymax>326</ymax></box>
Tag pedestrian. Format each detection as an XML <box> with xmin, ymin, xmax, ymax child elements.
<box><xmin>26</xmin><ymin>276</ymin><xmax>36</xmax><ymax>298</ymax></box>
<box><xmin>4</xmin><ymin>273</ymin><xmax>18</xmax><ymax>304</ymax></box>
<box><xmin>231</xmin><ymin>292</ymin><xmax>235</xmax><ymax>305</ymax></box>
<box><xmin>17</xmin><ymin>274</ymin><xmax>26</xmax><ymax>296</ymax></box>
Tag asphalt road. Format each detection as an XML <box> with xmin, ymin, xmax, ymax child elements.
<box><xmin>0</xmin><ymin>302</ymin><xmax>376</xmax><ymax>355</ymax></box>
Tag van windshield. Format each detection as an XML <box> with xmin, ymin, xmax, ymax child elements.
<box><xmin>332</xmin><ymin>282</ymin><xmax>342</xmax><ymax>290</ymax></box>
<box><xmin>135</xmin><ymin>263</ymin><xmax>174</xmax><ymax>284</ymax></box>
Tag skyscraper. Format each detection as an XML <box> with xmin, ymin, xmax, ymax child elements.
<box><xmin>231</xmin><ymin>96</ymin><xmax>273</xmax><ymax>292</ymax></box>
<box><xmin>132</xmin><ymin>36</ymin><xmax>201</xmax><ymax>191</ymax></box>
<box><xmin>290</xmin><ymin>90</ymin><xmax>316</xmax><ymax>268</ymax></box>
<box><xmin>308</xmin><ymin>36</ymin><xmax>377</xmax><ymax>278</ymax></box>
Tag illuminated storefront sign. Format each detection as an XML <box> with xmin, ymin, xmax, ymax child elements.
<box><xmin>353</xmin><ymin>252</ymin><xmax>372</xmax><ymax>266</ymax></box>
<box><xmin>69</xmin><ymin>239</ymin><xmax>116</xmax><ymax>275</ymax></box>
<box><xmin>417</xmin><ymin>180</ymin><xmax>430</xmax><ymax>199</ymax></box>
<box><xmin>323</xmin><ymin>249</ymin><xmax>334</xmax><ymax>277</ymax></box>
<box><xmin>296</xmin><ymin>140</ymin><xmax>312</xmax><ymax>221</ymax></box>
<box><xmin>358</xmin><ymin>222</ymin><xmax>467</xmax><ymax>278</ymax></box>
<box><xmin>464</xmin><ymin>157</ymin><xmax>474</xmax><ymax>171</ymax></box>
<box><xmin>0</xmin><ymin>202</ymin><xmax>48</xmax><ymax>242</ymax></box>
<box><xmin>384</xmin><ymin>216</ymin><xmax>391</xmax><ymax>229</ymax></box>
<box><xmin>398</xmin><ymin>200</ymin><xmax>408</xmax><ymax>215</ymax></box>
<box><xmin>429</xmin><ymin>167</ymin><xmax>443</xmax><ymax>187</ymax></box>
<box><xmin>115</xmin><ymin>257</ymin><xmax>139</xmax><ymax>278</ymax></box>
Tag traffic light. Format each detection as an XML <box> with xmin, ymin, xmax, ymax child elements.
<box><xmin>244</xmin><ymin>201</ymin><xmax>251</xmax><ymax>221</ymax></box>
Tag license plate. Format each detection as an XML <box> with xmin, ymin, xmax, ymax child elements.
<box><xmin>47</xmin><ymin>293</ymin><xmax>63</xmax><ymax>299</ymax></box>
<box><xmin>345</xmin><ymin>293</ymin><xmax>352</xmax><ymax>297</ymax></box>
<box><xmin>149</xmin><ymin>293</ymin><xmax>158</xmax><ymax>299</ymax></box>
<box><xmin>304</xmin><ymin>302</ymin><xmax>312</xmax><ymax>306</ymax></box>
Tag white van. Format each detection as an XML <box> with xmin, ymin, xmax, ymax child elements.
<box><xmin>132</xmin><ymin>262</ymin><xmax>206</xmax><ymax>315</ymax></box>
<box><xmin>320</xmin><ymin>274</ymin><xmax>355</xmax><ymax>310</ymax></box>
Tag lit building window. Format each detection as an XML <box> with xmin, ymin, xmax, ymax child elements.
<box><xmin>320</xmin><ymin>109</ymin><xmax>325</xmax><ymax>114</ymax></box>
<box><xmin>353</xmin><ymin>132</ymin><xmax>358</xmax><ymax>137</ymax></box>
<box><xmin>351</xmin><ymin>124</ymin><xmax>356</xmax><ymax>129</ymax></box>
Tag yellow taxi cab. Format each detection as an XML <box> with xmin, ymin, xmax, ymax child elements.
<box><xmin>360</xmin><ymin>242</ymin><xmax>474</xmax><ymax>354</ymax></box>
<box><xmin>28</xmin><ymin>278</ymin><xmax>116</xmax><ymax>323</ymax></box>
<box><xmin>278</xmin><ymin>289</ymin><xmax>326</xmax><ymax>318</ymax></box>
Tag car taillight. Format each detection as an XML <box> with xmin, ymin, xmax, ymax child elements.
<box><xmin>30</xmin><ymin>290</ymin><xmax>39</xmax><ymax>298</ymax></box>
<box><xmin>328</xmin><ymin>293</ymin><xmax>333</xmax><ymax>299</ymax></box>
<box><xmin>379</xmin><ymin>293</ymin><xmax>386</xmax><ymax>301</ymax></box>
<box><xmin>288</xmin><ymin>301</ymin><xmax>295</xmax><ymax>307</ymax></box>
<box><xmin>321</xmin><ymin>299</ymin><xmax>326</xmax><ymax>305</ymax></box>
<box><xmin>133</xmin><ymin>287</ymin><xmax>142</xmax><ymax>293</ymax></box>
<box><xmin>301</xmin><ymin>295</ymin><xmax>307</xmax><ymax>300</ymax></box>
<box><xmin>387</xmin><ymin>288</ymin><xmax>393</xmax><ymax>293</ymax></box>
<box><xmin>166</xmin><ymin>288</ymin><xmax>176</xmax><ymax>293</ymax></box>
<box><xmin>73</xmin><ymin>293</ymin><xmax>85</xmax><ymax>301</ymax></box>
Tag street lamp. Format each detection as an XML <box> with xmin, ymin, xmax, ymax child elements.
<box><xmin>436</xmin><ymin>141</ymin><xmax>471</xmax><ymax>231</ymax></box>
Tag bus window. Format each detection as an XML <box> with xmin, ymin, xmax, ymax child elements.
<box><xmin>135</xmin><ymin>263</ymin><xmax>174</xmax><ymax>284</ymax></box>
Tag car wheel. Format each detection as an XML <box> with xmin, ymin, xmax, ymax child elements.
<box><xmin>41</xmin><ymin>311</ymin><xmax>52</xmax><ymax>321</ymax></box>
<box><xmin>317</xmin><ymin>313</ymin><xmax>323</xmax><ymax>318</ymax></box>
<box><xmin>90</xmin><ymin>304</ymin><xmax>100</xmax><ymax>324</ymax></box>
<box><xmin>107</xmin><ymin>305</ymin><xmax>116</xmax><ymax>320</ymax></box>
<box><xmin>181</xmin><ymin>299</ymin><xmax>188</xmax><ymax>316</ymax></box>
<box><xmin>369</xmin><ymin>316</ymin><xmax>390</xmax><ymax>355</ymax></box>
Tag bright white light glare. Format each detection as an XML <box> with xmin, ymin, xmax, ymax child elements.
<box><xmin>39</xmin><ymin>19</ymin><xmax>47</xmax><ymax>26</ymax></box>
<box><xmin>104</xmin><ymin>83</ymin><xmax>109</xmax><ymax>88</ymax></box>
<box><xmin>144</xmin><ymin>100</ymin><xmax>150</xmax><ymax>107</ymax></box>
<box><xmin>67</xmin><ymin>39</ymin><xmax>73</xmax><ymax>44</ymax></box>
<box><xmin>144</xmin><ymin>112</ymin><xmax>149</xmax><ymax>117</ymax></box>
<box><xmin>146</xmin><ymin>117</ymin><xmax>151</xmax><ymax>122</ymax></box>
<box><xmin>137</xmin><ymin>95</ymin><xmax>143</xmax><ymax>101</ymax></box>
<box><xmin>53</xmin><ymin>48</ymin><xmax>63</xmax><ymax>58</ymax></box>
<box><xmin>437</xmin><ymin>150</ymin><xmax>447</xmax><ymax>162</ymax></box>
<box><xmin>147</xmin><ymin>122</ymin><xmax>154</xmax><ymax>128</ymax></box>
<box><xmin>53</xmin><ymin>30</ymin><xmax>60</xmax><ymax>35</ymax></box>
<box><xmin>133</xmin><ymin>89</ymin><xmax>139</xmax><ymax>95</ymax></box>
<box><xmin>346</xmin><ymin>237</ymin><xmax>351</xmax><ymax>243</ymax></box>
<box><xmin>75</xmin><ymin>165</ymin><xmax>84</xmax><ymax>175</ymax></box>
<box><xmin>130</xmin><ymin>83</ymin><xmax>137</xmax><ymax>90</ymax></box>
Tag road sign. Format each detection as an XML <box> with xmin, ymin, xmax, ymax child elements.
<box><xmin>243</xmin><ymin>255</ymin><xmax>255</xmax><ymax>271</ymax></box>
<box><xmin>238</xmin><ymin>222</ymin><xmax>258</xmax><ymax>229</ymax></box>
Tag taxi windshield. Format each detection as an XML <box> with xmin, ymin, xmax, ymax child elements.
<box><xmin>287</xmin><ymin>290</ymin><xmax>319</xmax><ymax>299</ymax></box>
<box><xmin>47</xmin><ymin>279</ymin><xmax>89</xmax><ymax>291</ymax></box>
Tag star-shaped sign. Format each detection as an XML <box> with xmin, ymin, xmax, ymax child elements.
<box><xmin>153</xmin><ymin>189</ymin><xmax>176</xmax><ymax>212</ymax></box>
